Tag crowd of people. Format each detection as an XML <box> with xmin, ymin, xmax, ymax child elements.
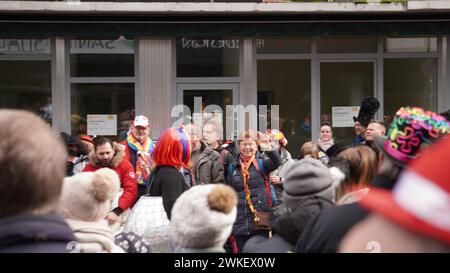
<box><xmin>0</xmin><ymin>97</ymin><xmax>450</xmax><ymax>253</ymax></box>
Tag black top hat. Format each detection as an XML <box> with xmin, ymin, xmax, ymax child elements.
<box><xmin>353</xmin><ymin>96</ymin><xmax>380</xmax><ymax>127</ymax></box>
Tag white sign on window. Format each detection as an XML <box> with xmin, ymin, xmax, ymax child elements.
<box><xmin>0</xmin><ymin>39</ymin><xmax>50</xmax><ymax>54</ymax></box>
<box><xmin>70</xmin><ymin>37</ymin><xmax>134</xmax><ymax>54</ymax></box>
<box><xmin>87</xmin><ymin>115</ymin><xmax>117</xmax><ymax>136</ymax></box>
<box><xmin>181</xmin><ymin>38</ymin><xmax>239</xmax><ymax>49</ymax></box>
<box><xmin>332</xmin><ymin>106</ymin><xmax>360</xmax><ymax>128</ymax></box>
<box><xmin>0</xmin><ymin>37</ymin><xmax>134</xmax><ymax>55</ymax></box>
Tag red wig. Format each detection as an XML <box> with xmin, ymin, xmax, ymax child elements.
<box><xmin>153</xmin><ymin>127</ymin><xmax>191</xmax><ymax>170</ymax></box>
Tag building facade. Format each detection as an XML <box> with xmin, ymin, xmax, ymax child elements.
<box><xmin>1</xmin><ymin>0</ymin><xmax>449</xmax><ymax>156</ymax></box>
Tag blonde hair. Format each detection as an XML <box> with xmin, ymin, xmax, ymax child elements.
<box><xmin>299</xmin><ymin>141</ymin><xmax>319</xmax><ymax>159</ymax></box>
<box><xmin>237</xmin><ymin>129</ymin><xmax>257</xmax><ymax>144</ymax></box>
<box><xmin>336</xmin><ymin>145</ymin><xmax>377</xmax><ymax>200</ymax></box>
<box><xmin>0</xmin><ymin>110</ymin><xmax>67</xmax><ymax>217</ymax></box>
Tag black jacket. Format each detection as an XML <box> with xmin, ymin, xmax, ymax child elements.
<box><xmin>0</xmin><ymin>214</ymin><xmax>76</xmax><ymax>253</ymax></box>
<box><xmin>148</xmin><ymin>165</ymin><xmax>189</xmax><ymax>220</ymax></box>
<box><xmin>226</xmin><ymin>151</ymin><xmax>282</xmax><ymax>236</ymax></box>
<box><xmin>244</xmin><ymin>196</ymin><xmax>333</xmax><ymax>253</ymax></box>
<box><xmin>295</xmin><ymin>175</ymin><xmax>396</xmax><ymax>253</ymax></box>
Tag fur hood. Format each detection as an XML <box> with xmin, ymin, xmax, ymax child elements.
<box><xmin>88</xmin><ymin>142</ymin><xmax>125</xmax><ymax>168</ymax></box>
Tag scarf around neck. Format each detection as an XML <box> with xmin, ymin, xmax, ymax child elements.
<box><xmin>318</xmin><ymin>138</ymin><xmax>334</xmax><ymax>151</ymax></box>
<box><xmin>127</xmin><ymin>133</ymin><xmax>154</xmax><ymax>185</ymax></box>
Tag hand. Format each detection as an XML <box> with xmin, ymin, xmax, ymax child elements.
<box><xmin>258</xmin><ymin>132</ymin><xmax>276</xmax><ymax>151</ymax></box>
<box><xmin>269</xmin><ymin>176</ymin><xmax>282</xmax><ymax>185</ymax></box>
<box><xmin>106</xmin><ymin>212</ymin><xmax>118</xmax><ymax>225</ymax></box>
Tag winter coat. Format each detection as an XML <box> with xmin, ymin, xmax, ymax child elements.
<box><xmin>65</xmin><ymin>219</ymin><xmax>124</xmax><ymax>253</ymax></box>
<box><xmin>295</xmin><ymin>175</ymin><xmax>396</xmax><ymax>253</ymax></box>
<box><xmin>226</xmin><ymin>151</ymin><xmax>282</xmax><ymax>236</ymax></box>
<box><xmin>243</xmin><ymin>164</ymin><xmax>335</xmax><ymax>253</ymax></box>
<box><xmin>0</xmin><ymin>214</ymin><xmax>76</xmax><ymax>253</ymax></box>
<box><xmin>269</xmin><ymin>148</ymin><xmax>295</xmax><ymax>215</ymax></box>
<box><xmin>83</xmin><ymin>144</ymin><xmax>138</xmax><ymax>213</ymax></box>
<box><xmin>217</xmin><ymin>141</ymin><xmax>239</xmax><ymax>174</ymax></box>
<box><xmin>191</xmin><ymin>141</ymin><xmax>225</xmax><ymax>185</ymax></box>
<box><xmin>147</xmin><ymin>165</ymin><xmax>189</xmax><ymax>220</ymax></box>
<box><xmin>120</xmin><ymin>138</ymin><xmax>154</xmax><ymax>170</ymax></box>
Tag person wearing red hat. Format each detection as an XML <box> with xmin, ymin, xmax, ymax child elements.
<box><xmin>340</xmin><ymin>137</ymin><xmax>450</xmax><ymax>252</ymax></box>
<box><xmin>79</xmin><ymin>134</ymin><xmax>94</xmax><ymax>154</ymax></box>
<box><xmin>84</xmin><ymin>137</ymin><xmax>138</xmax><ymax>228</ymax></box>
<box><xmin>121</xmin><ymin>115</ymin><xmax>155</xmax><ymax>198</ymax></box>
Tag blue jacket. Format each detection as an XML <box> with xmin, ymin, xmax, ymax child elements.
<box><xmin>226</xmin><ymin>151</ymin><xmax>282</xmax><ymax>236</ymax></box>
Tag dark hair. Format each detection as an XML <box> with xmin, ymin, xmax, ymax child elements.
<box><xmin>93</xmin><ymin>136</ymin><xmax>114</xmax><ymax>151</ymax></box>
<box><xmin>320</xmin><ymin>122</ymin><xmax>333</xmax><ymax>131</ymax></box>
<box><xmin>60</xmin><ymin>132</ymin><xmax>88</xmax><ymax>156</ymax></box>
<box><xmin>321</xmin><ymin>122</ymin><xmax>332</xmax><ymax>128</ymax></box>
<box><xmin>439</xmin><ymin>109</ymin><xmax>450</xmax><ymax>121</ymax></box>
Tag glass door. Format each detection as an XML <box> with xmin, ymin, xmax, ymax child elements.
<box><xmin>176</xmin><ymin>83</ymin><xmax>239</xmax><ymax>139</ymax></box>
<box><xmin>319</xmin><ymin>60</ymin><xmax>376</xmax><ymax>142</ymax></box>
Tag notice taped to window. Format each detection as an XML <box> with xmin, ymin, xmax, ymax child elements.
<box><xmin>87</xmin><ymin>114</ymin><xmax>117</xmax><ymax>136</ymax></box>
<box><xmin>332</xmin><ymin>106</ymin><xmax>360</xmax><ymax>128</ymax></box>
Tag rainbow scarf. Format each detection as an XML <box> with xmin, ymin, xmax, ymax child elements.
<box><xmin>127</xmin><ymin>133</ymin><xmax>154</xmax><ymax>185</ymax></box>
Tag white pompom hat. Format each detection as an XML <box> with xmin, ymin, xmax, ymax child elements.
<box><xmin>59</xmin><ymin>168</ymin><xmax>120</xmax><ymax>222</ymax></box>
<box><xmin>170</xmin><ymin>184</ymin><xmax>237</xmax><ymax>250</ymax></box>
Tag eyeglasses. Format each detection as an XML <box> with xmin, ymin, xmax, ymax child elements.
<box><xmin>240</xmin><ymin>142</ymin><xmax>256</xmax><ymax>147</ymax></box>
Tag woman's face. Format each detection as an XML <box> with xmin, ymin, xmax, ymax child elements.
<box><xmin>320</xmin><ymin>125</ymin><xmax>333</xmax><ymax>142</ymax></box>
<box><xmin>239</xmin><ymin>139</ymin><xmax>257</xmax><ymax>158</ymax></box>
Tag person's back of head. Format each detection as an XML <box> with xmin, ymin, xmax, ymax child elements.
<box><xmin>298</xmin><ymin>141</ymin><xmax>318</xmax><ymax>160</ymax></box>
<box><xmin>336</xmin><ymin>146</ymin><xmax>378</xmax><ymax>201</ymax></box>
<box><xmin>341</xmin><ymin>137</ymin><xmax>450</xmax><ymax>252</ymax></box>
<box><xmin>282</xmin><ymin>157</ymin><xmax>334</xmax><ymax>210</ymax></box>
<box><xmin>171</xmin><ymin>184</ymin><xmax>237</xmax><ymax>252</ymax></box>
<box><xmin>0</xmin><ymin>110</ymin><xmax>67</xmax><ymax>218</ymax></box>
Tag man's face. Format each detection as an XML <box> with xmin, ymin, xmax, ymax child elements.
<box><xmin>365</xmin><ymin>123</ymin><xmax>386</xmax><ymax>141</ymax></box>
<box><xmin>354</xmin><ymin>121</ymin><xmax>366</xmax><ymax>136</ymax></box>
<box><xmin>132</xmin><ymin>125</ymin><xmax>149</xmax><ymax>142</ymax></box>
<box><xmin>202</xmin><ymin>124</ymin><xmax>218</xmax><ymax>145</ymax></box>
<box><xmin>95</xmin><ymin>143</ymin><xmax>115</xmax><ymax>166</ymax></box>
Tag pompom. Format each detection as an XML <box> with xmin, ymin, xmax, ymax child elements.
<box><xmin>91</xmin><ymin>168</ymin><xmax>120</xmax><ymax>202</ymax></box>
<box><xmin>207</xmin><ymin>185</ymin><xmax>237</xmax><ymax>214</ymax></box>
<box><xmin>329</xmin><ymin>166</ymin><xmax>346</xmax><ymax>189</ymax></box>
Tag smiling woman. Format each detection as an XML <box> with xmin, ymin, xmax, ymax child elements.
<box><xmin>225</xmin><ymin>130</ymin><xmax>282</xmax><ymax>253</ymax></box>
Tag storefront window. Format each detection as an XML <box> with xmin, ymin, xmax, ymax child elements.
<box><xmin>317</xmin><ymin>37</ymin><xmax>377</xmax><ymax>53</ymax></box>
<box><xmin>70</xmin><ymin>37</ymin><xmax>134</xmax><ymax>77</ymax></box>
<box><xmin>384</xmin><ymin>37</ymin><xmax>437</xmax><ymax>53</ymax></box>
<box><xmin>0</xmin><ymin>39</ymin><xmax>50</xmax><ymax>55</ymax></box>
<box><xmin>71</xmin><ymin>83</ymin><xmax>134</xmax><ymax>139</ymax></box>
<box><xmin>256</xmin><ymin>37</ymin><xmax>311</xmax><ymax>54</ymax></box>
<box><xmin>177</xmin><ymin>37</ymin><xmax>239</xmax><ymax>77</ymax></box>
<box><xmin>320</xmin><ymin>62</ymin><xmax>374</xmax><ymax>142</ymax></box>
<box><xmin>384</xmin><ymin>58</ymin><xmax>437</xmax><ymax>127</ymax></box>
<box><xmin>0</xmin><ymin>61</ymin><xmax>52</xmax><ymax>124</ymax></box>
<box><xmin>257</xmin><ymin>59</ymin><xmax>311</xmax><ymax>157</ymax></box>
<box><xmin>70</xmin><ymin>37</ymin><xmax>135</xmax><ymax>139</ymax></box>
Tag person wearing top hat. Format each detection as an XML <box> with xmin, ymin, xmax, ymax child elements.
<box><xmin>296</xmin><ymin>106</ymin><xmax>449</xmax><ymax>253</ymax></box>
<box><xmin>352</xmin><ymin>97</ymin><xmax>380</xmax><ymax>147</ymax></box>
<box><xmin>340</xmin><ymin>136</ymin><xmax>450</xmax><ymax>252</ymax></box>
